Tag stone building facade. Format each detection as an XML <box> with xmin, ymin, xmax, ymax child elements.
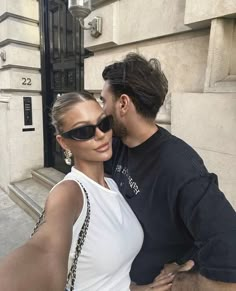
<box><xmin>0</xmin><ymin>0</ymin><xmax>236</xmax><ymax>208</ymax></box>
<box><xmin>0</xmin><ymin>0</ymin><xmax>43</xmax><ymax>192</ymax></box>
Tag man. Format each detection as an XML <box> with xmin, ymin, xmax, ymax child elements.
<box><xmin>101</xmin><ymin>53</ymin><xmax>236</xmax><ymax>290</ymax></box>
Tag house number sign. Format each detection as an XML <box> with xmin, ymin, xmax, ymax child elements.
<box><xmin>22</xmin><ymin>77</ymin><xmax>32</xmax><ymax>86</ymax></box>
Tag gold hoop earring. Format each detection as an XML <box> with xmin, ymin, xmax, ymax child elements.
<box><xmin>64</xmin><ymin>149</ymin><xmax>72</xmax><ymax>165</ymax></box>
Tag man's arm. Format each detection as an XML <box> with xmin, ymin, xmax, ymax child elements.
<box><xmin>174</xmin><ymin>172</ymin><xmax>236</xmax><ymax>287</ymax></box>
<box><xmin>150</xmin><ymin>263</ymin><xmax>236</xmax><ymax>291</ymax></box>
<box><xmin>172</xmin><ymin>272</ymin><xmax>236</xmax><ymax>291</ymax></box>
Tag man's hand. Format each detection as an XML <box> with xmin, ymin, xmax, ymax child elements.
<box><xmin>172</xmin><ymin>272</ymin><xmax>236</xmax><ymax>291</ymax></box>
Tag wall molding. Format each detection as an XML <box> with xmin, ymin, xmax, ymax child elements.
<box><xmin>0</xmin><ymin>12</ymin><xmax>39</xmax><ymax>24</ymax></box>
<box><xmin>0</xmin><ymin>39</ymin><xmax>39</xmax><ymax>49</ymax></box>
<box><xmin>204</xmin><ymin>18</ymin><xmax>236</xmax><ymax>93</ymax></box>
<box><xmin>0</xmin><ymin>65</ymin><xmax>40</xmax><ymax>72</ymax></box>
<box><xmin>0</xmin><ymin>96</ymin><xmax>11</xmax><ymax>103</ymax></box>
<box><xmin>1</xmin><ymin>89</ymin><xmax>41</xmax><ymax>94</ymax></box>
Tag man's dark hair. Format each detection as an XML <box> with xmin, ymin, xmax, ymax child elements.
<box><xmin>102</xmin><ymin>53</ymin><xmax>168</xmax><ymax>119</ymax></box>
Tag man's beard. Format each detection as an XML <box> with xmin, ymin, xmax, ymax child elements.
<box><xmin>112</xmin><ymin>115</ymin><xmax>128</xmax><ymax>139</ymax></box>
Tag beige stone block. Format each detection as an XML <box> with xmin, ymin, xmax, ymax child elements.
<box><xmin>85</xmin><ymin>30</ymin><xmax>209</xmax><ymax>93</ymax></box>
<box><xmin>139</xmin><ymin>30</ymin><xmax>209</xmax><ymax>93</ymax></box>
<box><xmin>9</xmin><ymin>134</ymin><xmax>44</xmax><ymax>161</ymax></box>
<box><xmin>195</xmin><ymin>148</ymin><xmax>236</xmax><ymax>209</ymax></box>
<box><xmin>8</xmin><ymin>108</ymin><xmax>25</xmax><ymax>135</ymax></box>
<box><xmin>0</xmin><ymin>68</ymin><xmax>41</xmax><ymax>91</ymax></box>
<box><xmin>204</xmin><ymin>19</ymin><xmax>236</xmax><ymax>93</ymax></box>
<box><xmin>0</xmin><ymin>44</ymin><xmax>40</xmax><ymax>69</ymax></box>
<box><xmin>7</xmin><ymin>104</ymin><xmax>43</xmax><ymax>138</ymax></box>
<box><xmin>156</xmin><ymin>93</ymin><xmax>171</xmax><ymax>125</ymax></box>
<box><xmin>171</xmin><ymin>93</ymin><xmax>236</xmax><ymax>155</ymax></box>
<box><xmin>86</xmin><ymin>0</ymin><xmax>191</xmax><ymax>50</ymax></box>
<box><xmin>7</xmin><ymin>93</ymin><xmax>42</xmax><ymax>110</ymax></box>
<box><xmin>32</xmin><ymin>109</ymin><xmax>43</xmax><ymax>131</ymax></box>
<box><xmin>9</xmin><ymin>134</ymin><xmax>44</xmax><ymax>182</ymax></box>
<box><xmin>0</xmin><ymin>2</ymin><xmax>7</xmax><ymax>15</ymax></box>
<box><xmin>0</xmin><ymin>18</ymin><xmax>39</xmax><ymax>45</ymax></box>
<box><xmin>9</xmin><ymin>156</ymin><xmax>44</xmax><ymax>182</ymax></box>
<box><xmin>0</xmin><ymin>101</ymin><xmax>10</xmax><ymax>192</ymax></box>
<box><xmin>84</xmin><ymin>46</ymin><xmax>136</xmax><ymax>91</ymax></box>
<box><xmin>185</xmin><ymin>0</ymin><xmax>236</xmax><ymax>27</ymax></box>
<box><xmin>0</xmin><ymin>93</ymin><xmax>43</xmax><ymax>188</ymax></box>
<box><xmin>0</xmin><ymin>0</ymin><xmax>39</xmax><ymax>21</ymax></box>
<box><xmin>84</xmin><ymin>2</ymin><xmax>119</xmax><ymax>50</ymax></box>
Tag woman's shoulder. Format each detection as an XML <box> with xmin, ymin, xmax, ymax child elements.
<box><xmin>47</xmin><ymin>179</ymin><xmax>84</xmax><ymax>220</ymax></box>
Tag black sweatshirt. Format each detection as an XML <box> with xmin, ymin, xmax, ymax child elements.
<box><xmin>105</xmin><ymin>127</ymin><xmax>236</xmax><ymax>284</ymax></box>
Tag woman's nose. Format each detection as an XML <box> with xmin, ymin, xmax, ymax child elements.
<box><xmin>94</xmin><ymin>127</ymin><xmax>105</xmax><ymax>140</ymax></box>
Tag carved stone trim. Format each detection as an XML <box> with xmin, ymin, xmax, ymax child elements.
<box><xmin>204</xmin><ymin>18</ymin><xmax>236</xmax><ymax>93</ymax></box>
<box><xmin>0</xmin><ymin>96</ymin><xmax>11</xmax><ymax>103</ymax></box>
<box><xmin>0</xmin><ymin>39</ymin><xmax>39</xmax><ymax>49</ymax></box>
<box><xmin>0</xmin><ymin>65</ymin><xmax>40</xmax><ymax>71</ymax></box>
<box><xmin>1</xmin><ymin>89</ymin><xmax>41</xmax><ymax>93</ymax></box>
<box><xmin>0</xmin><ymin>12</ymin><xmax>39</xmax><ymax>24</ymax></box>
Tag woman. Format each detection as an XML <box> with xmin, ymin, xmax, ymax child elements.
<box><xmin>0</xmin><ymin>91</ymin><xmax>173</xmax><ymax>291</ymax></box>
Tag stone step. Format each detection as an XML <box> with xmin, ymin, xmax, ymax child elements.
<box><xmin>32</xmin><ymin>167</ymin><xmax>65</xmax><ymax>189</ymax></box>
<box><xmin>8</xmin><ymin>168</ymin><xmax>65</xmax><ymax>221</ymax></box>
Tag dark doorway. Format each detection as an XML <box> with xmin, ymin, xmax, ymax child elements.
<box><xmin>40</xmin><ymin>0</ymin><xmax>86</xmax><ymax>173</ymax></box>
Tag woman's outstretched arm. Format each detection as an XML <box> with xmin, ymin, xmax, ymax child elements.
<box><xmin>0</xmin><ymin>180</ymin><xmax>83</xmax><ymax>291</ymax></box>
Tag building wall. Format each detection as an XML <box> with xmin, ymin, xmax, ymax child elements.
<box><xmin>0</xmin><ymin>0</ymin><xmax>43</xmax><ymax>192</ymax></box>
<box><xmin>84</xmin><ymin>0</ymin><xmax>236</xmax><ymax>208</ymax></box>
<box><xmin>0</xmin><ymin>0</ymin><xmax>235</xmax><ymax>209</ymax></box>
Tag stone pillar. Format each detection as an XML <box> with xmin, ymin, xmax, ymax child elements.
<box><xmin>171</xmin><ymin>16</ymin><xmax>236</xmax><ymax>208</ymax></box>
<box><xmin>171</xmin><ymin>93</ymin><xmax>236</xmax><ymax>208</ymax></box>
<box><xmin>0</xmin><ymin>0</ymin><xmax>43</xmax><ymax>192</ymax></box>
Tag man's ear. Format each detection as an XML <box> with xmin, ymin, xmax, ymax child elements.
<box><xmin>119</xmin><ymin>94</ymin><xmax>130</xmax><ymax>116</ymax></box>
<box><xmin>56</xmin><ymin>135</ymin><xmax>68</xmax><ymax>151</ymax></box>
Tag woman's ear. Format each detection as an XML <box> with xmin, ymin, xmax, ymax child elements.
<box><xmin>56</xmin><ymin>135</ymin><xmax>68</xmax><ymax>151</ymax></box>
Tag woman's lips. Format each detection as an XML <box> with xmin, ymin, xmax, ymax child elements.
<box><xmin>95</xmin><ymin>142</ymin><xmax>110</xmax><ymax>152</ymax></box>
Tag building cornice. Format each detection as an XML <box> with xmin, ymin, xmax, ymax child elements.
<box><xmin>0</xmin><ymin>12</ymin><xmax>39</xmax><ymax>24</ymax></box>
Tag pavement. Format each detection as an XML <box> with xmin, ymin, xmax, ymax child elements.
<box><xmin>0</xmin><ymin>187</ymin><xmax>34</xmax><ymax>258</ymax></box>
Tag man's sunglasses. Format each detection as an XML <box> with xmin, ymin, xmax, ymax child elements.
<box><xmin>61</xmin><ymin>115</ymin><xmax>113</xmax><ymax>141</ymax></box>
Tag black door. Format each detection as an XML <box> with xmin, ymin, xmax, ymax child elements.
<box><xmin>40</xmin><ymin>0</ymin><xmax>85</xmax><ymax>173</ymax></box>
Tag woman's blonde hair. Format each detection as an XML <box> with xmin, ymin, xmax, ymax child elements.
<box><xmin>51</xmin><ymin>91</ymin><xmax>96</xmax><ymax>134</ymax></box>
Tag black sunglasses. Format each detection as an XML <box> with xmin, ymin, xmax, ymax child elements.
<box><xmin>61</xmin><ymin>115</ymin><xmax>113</xmax><ymax>141</ymax></box>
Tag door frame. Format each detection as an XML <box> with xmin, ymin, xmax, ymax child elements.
<box><xmin>39</xmin><ymin>0</ymin><xmax>54</xmax><ymax>167</ymax></box>
<box><xmin>39</xmin><ymin>0</ymin><xmax>89</xmax><ymax>170</ymax></box>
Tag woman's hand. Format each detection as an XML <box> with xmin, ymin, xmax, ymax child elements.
<box><xmin>130</xmin><ymin>260</ymin><xmax>194</xmax><ymax>291</ymax></box>
<box><xmin>148</xmin><ymin>260</ymin><xmax>194</xmax><ymax>290</ymax></box>
<box><xmin>130</xmin><ymin>273</ymin><xmax>174</xmax><ymax>291</ymax></box>
<box><xmin>158</xmin><ymin>260</ymin><xmax>194</xmax><ymax>276</ymax></box>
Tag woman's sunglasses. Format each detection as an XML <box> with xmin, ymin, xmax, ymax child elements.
<box><xmin>61</xmin><ymin>115</ymin><xmax>113</xmax><ymax>141</ymax></box>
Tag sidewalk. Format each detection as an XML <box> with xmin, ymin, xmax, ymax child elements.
<box><xmin>0</xmin><ymin>188</ymin><xmax>34</xmax><ymax>258</ymax></box>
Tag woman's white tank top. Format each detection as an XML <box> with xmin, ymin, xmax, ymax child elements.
<box><xmin>63</xmin><ymin>167</ymin><xmax>144</xmax><ymax>291</ymax></box>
